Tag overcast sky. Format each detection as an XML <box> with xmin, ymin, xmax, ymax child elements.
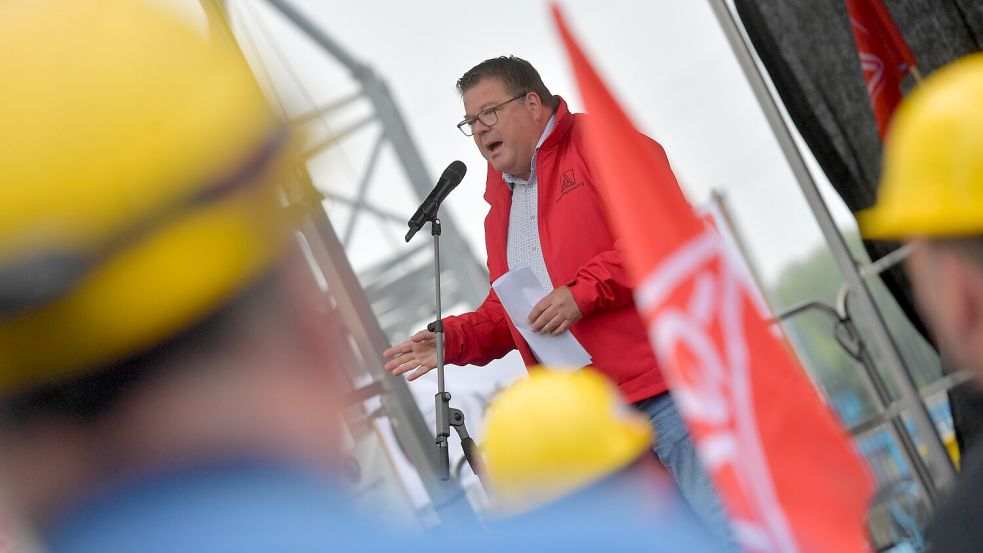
<box><xmin>179</xmin><ymin>0</ymin><xmax>870</xmax><ymax>506</ymax></box>
<box><xmin>208</xmin><ymin>0</ymin><xmax>868</xmax><ymax>399</ymax></box>
<box><xmin>222</xmin><ymin>0</ymin><xmax>860</xmax><ymax>289</ymax></box>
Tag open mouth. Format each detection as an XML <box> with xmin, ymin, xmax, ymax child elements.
<box><xmin>486</xmin><ymin>141</ymin><xmax>503</xmax><ymax>154</ymax></box>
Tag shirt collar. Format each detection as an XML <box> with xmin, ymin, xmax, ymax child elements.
<box><xmin>503</xmin><ymin>113</ymin><xmax>557</xmax><ymax>190</ymax></box>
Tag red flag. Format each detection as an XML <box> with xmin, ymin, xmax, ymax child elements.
<box><xmin>846</xmin><ymin>0</ymin><xmax>916</xmax><ymax>137</ymax></box>
<box><xmin>552</xmin><ymin>6</ymin><xmax>874</xmax><ymax>552</ymax></box>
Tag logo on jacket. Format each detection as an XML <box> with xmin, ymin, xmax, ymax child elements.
<box><xmin>556</xmin><ymin>169</ymin><xmax>584</xmax><ymax>204</ymax></box>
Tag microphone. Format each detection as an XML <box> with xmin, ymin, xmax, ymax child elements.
<box><xmin>405</xmin><ymin>160</ymin><xmax>467</xmax><ymax>242</ymax></box>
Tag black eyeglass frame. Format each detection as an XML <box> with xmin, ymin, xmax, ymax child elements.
<box><xmin>456</xmin><ymin>93</ymin><xmax>526</xmax><ymax>136</ymax></box>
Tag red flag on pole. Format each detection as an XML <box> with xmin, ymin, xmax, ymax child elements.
<box><xmin>846</xmin><ymin>0</ymin><xmax>917</xmax><ymax>137</ymax></box>
<box><xmin>551</xmin><ymin>5</ymin><xmax>874</xmax><ymax>552</ymax></box>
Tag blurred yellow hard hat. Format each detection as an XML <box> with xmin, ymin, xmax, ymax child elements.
<box><xmin>859</xmin><ymin>53</ymin><xmax>983</xmax><ymax>239</ymax></box>
<box><xmin>481</xmin><ymin>368</ymin><xmax>653</xmax><ymax>513</ymax></box>
<box><xmin>0</xmin><ymin>0</ymin><xmax>293</xmax><ymax>394</ymax></box>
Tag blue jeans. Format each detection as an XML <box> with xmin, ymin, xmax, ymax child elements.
<box><xmin>633</xmin><ymin>392</ymin><xmax>739</xmax><ymax>551</ymax></box>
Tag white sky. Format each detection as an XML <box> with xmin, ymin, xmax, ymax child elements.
<box><xmin>164</xmin><ymin>0</ymin><xmax>870</xmax><ymax>509</ymax></box>
<box><xmin>214</xmin><ymin>0</ymin><xmax>870</xmax><ymax>403</ymax></box>
<box><xmin>223</xmin><ymin>0</ymin><xmax>860</xmax><ymax>288</ymax></box>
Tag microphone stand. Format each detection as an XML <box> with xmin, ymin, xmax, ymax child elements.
<box><xmin>421</xmin><ymin>217</ymin><xmax>486</xmax><ymax>490</ymax></box>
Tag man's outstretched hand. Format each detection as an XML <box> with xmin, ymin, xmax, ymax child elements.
<box><xmin>528</xmin><ymin>285</ymin><xmax>582</xmax><ymax>336</ymax></box>
<box><xmin>383</xmin><ymin>329</ymin><xmax>438</xmax><ymax>381</ymax></box>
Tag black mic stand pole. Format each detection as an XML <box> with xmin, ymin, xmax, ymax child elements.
<box><xmin>425</xmin><ymin>217</ymin><xmax>487</xmax><ymax>490</ymax></box>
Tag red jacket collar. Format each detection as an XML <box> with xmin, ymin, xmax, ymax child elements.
<box><xmin>541</xmin><ymin>95</ymin><xmax>574</xmax><ymax>151</ymax></box>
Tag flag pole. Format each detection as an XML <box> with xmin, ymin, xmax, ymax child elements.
<box><xmin>705</xmin><ymin>0</ymin><xmax>956</xmax><ymax>504</ymax></box>
<box><xmin>910</xmin><ymin>65</ymin><xmax>925</xmax><ymax>84</ymax></box>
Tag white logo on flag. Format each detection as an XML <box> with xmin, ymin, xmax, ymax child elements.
<box><xmin>636</xmin><ymin>230</ymin><xmax>798</xmax><ymax>553</ymax></box>
<box><xmin>851</xmin><ymin>18</ymin><xmax>887</xmax><ymax>100</ymax></box>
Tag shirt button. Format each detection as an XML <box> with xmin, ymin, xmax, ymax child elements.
<box><xmin>530</xmin><ymin>215</ymin><xmax>535</xmax><ymax>220</ymax></box>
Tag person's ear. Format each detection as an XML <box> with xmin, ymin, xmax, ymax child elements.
<box><xmin>525</xmin><ymin>91</ymin><xmax>543</xmax><ymax>120</ymax></box>
<box><xmin>954</xmin><ymin>255</ymin><xmax>983</xmax><ymax>343</ymax></box>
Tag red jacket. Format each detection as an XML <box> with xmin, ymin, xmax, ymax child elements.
<box><xmin>442</xmin><ymin>97</ymin><xmax>668</xmax><ymax>403</ymax></box>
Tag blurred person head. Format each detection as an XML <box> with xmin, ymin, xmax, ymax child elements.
<box><xmin>457</xmin><ymin>56</ymin><xmax>558</xmax><ymax>179</ymax></box>
<box><xmin>479</xmin><ymin>369</ymin><xmax>723</xmax><ymax>550</ymax></box>
<box><xmin>860</xmin><ymin>54</ymin><xmax>983</xmax><ymax>380</ymax></box>
<box><xmin>0</xmin><ymin>0</ymin><xmax>343</xmax><ymax>532</ymax></box>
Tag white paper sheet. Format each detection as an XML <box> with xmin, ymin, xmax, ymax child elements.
<box><xmin>491</xmin><ymin>267</ymin><xmax>592</xmax><ymax>370</ymax></box>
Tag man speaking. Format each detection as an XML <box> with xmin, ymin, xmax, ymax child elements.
<box><xmin>384</xmin><ymin>56</ymin><xmax>734</xmax><ymax>547</ymax></box>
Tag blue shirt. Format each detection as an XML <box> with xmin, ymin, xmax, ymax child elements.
<box><xmin>47</xmin><ymin>460</ymin><xmax>408</xmax><ymax>553</ymax></box>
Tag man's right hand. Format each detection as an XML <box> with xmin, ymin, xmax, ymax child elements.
<box><xmin>383</xmin><ymin>329</ymin><xmax>438</xmax><ymax>381</ymax></box>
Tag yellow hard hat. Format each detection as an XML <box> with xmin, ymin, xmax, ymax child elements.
<box><xmin>860</xmin><ymin>53</ymin><xmax>983</xmax><ymax>239</ymax></box>
<box><xmin>0</xmin><ymin>0</ymin><xmax>293</xmax><ymax>393</ymax></box>
<box><xmin>481</xmin><ymin>368</ymin><xmax>653</xmax><ymax>513</ymax></box>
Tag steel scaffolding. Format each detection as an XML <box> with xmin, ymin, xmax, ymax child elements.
<box><xmin>202</xmin><ymin>0</ymin><xmax>488</xmax><ymax>525</ymax></box>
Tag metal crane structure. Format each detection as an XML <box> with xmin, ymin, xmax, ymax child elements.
<box><xmin>228</xmin><ymin>0</ymin><xmax>488</xmax><ymax>340</ymax></box>
<box><xmin>199</xmin><ymin>0</ymin><xmax>490</xmax><ymax>526</ymax></box>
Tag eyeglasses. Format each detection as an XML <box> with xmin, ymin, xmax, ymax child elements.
<box><xmin>456</xmin><ymin>94</ymin><xmax>525</xmax><ymax>137</ymax></box>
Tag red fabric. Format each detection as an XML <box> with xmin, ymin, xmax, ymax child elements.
<box><xmin>846</xmin><ymin>0</ymin><xmax>916</xmax><ymax>137</ymax></box>
<box><xmin>442</xmin><ymin>97</ymin><xmax>667</xmax><ymax>403</ymax></box>
<box><xmin>553</xmin><ymin>5</ymin><xmax>874</xmax><ymax>553</ymax></box>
